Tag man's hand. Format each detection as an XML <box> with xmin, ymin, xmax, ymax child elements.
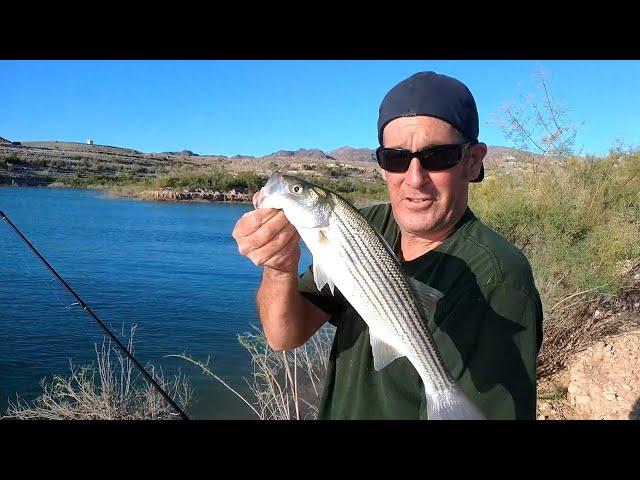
<box><xmin>232</xmin><ymin>193</ymin><xmax>301</xmax><ymax>274</ymax></box>
<box><xmin>232</xmin><ymin>192</ymin><xmax>330</xmax><ymax>351</ymax></box>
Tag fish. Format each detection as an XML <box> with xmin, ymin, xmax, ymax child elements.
<box><xmin>255</xmin><ymin>171</ymin><xmax>485</xmax><ymax>420</ymax></box>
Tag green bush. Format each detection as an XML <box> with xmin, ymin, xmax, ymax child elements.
<box><xmin>154</xmin><ymin>169</ymin><xmax>268</xmax><ymax>193</ymax></box>
<box><xmin>1</xmin><ymin>152</ymin><xmax>21</xmax><ymax>165</ymax></box>
<box><xmin>298</xmin><ymin>174</ymin><xmax>388</xmax><ymax>203</ymax></box>
<box><xmin>62</xmin><ymin>173</ymin><xmax>142</xmax><ymax>188</ymax></box>
<box><xmin>469</xmin><ymin>148</ymin><xmax>640</xmax><ymax>326</ymax></box>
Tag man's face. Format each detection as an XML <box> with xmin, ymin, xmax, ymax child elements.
<box><xmin>381</xmin><ymin>116</ymin><xmax>485</xmax><ymax>239</ymax></box>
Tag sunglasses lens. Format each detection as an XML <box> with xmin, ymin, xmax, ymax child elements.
<box><xmin>422</xmin><ymin>146</ymin><xmax>462</xmax><ymax>171</ymax></box>
<box><xmin>377</xmin><ymin>144</ymin><xmax>466</xmax><ymax>173</ymax></box>
<box><xmin>377</xmin><ymin>149</ymin><xmax>410</xmax><ymax>173</ymax></box>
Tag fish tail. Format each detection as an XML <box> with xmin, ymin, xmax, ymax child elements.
<box><xmin>426</xmin><ymin>385</ymin><xmax>485</xmax><ymax>420</ymax></box>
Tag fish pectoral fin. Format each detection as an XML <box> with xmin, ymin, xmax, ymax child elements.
<box><xmin>408</xmin><ymin>278</ymin><xmax>444</xmax><ymax>319</ymax></box>
<box><xmin>313</xmin><ymin>259</ymin><xmax>335</xmax><ymax>295</ymax></box>
<box><xmin>311</xmin><ymin>229</ymin><xmax>335</xmax><ymax>295</ymax></box>
<box><xmin>369</xmin><ymin>331</ymin><xmax>404</xmax><ymax>371</ymax></box>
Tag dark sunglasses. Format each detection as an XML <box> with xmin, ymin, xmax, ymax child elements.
<box><xmin>376</xmin><ymin>141</ymin><xmax>477</xmax><ymax>173</ymax></box>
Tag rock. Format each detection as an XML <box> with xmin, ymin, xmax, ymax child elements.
<box><xmin>575</xmin><ymin>395</ymin><xmax>591</xmax><ymax>405</ymax></box>
<box><xmin>137</xmin><ymin>188</ymin><xmax>251</xmax><ymax>203</ymax></box>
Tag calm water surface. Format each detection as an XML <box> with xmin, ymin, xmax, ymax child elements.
<box><xmin>0</xmin><ymin>187</ymin><xmax>313</xmax><ymax>419</ymax></box>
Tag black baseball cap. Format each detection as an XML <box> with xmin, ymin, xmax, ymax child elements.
<box><xmin>377</xmin><ymin>71</ymin><xmax>484</xmax><ymax>182</ymax></box>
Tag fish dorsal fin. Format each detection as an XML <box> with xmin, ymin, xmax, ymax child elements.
<box><xmin>309</xmin><ymin>228</ymin><xmax>335</xmax><ymax>295</ymax></box>
<box><xmin>408</xmin><ymin>278</ymin><xmax>444</xmax><ymax>319</ymax></box>
<box><xmin>369</xmin><ymin>330</ymin><xmax>404</xmax><ymax>371</ymax></box>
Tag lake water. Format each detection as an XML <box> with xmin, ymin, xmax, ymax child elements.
<box><xmin>0</xmin><ymin>187</ymin><xmax>314</xmax><ymax>419</ymax></box>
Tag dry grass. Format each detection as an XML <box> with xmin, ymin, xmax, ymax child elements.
<box><xmin>537</xmin><ymin>266</ymin><xmax>640</xmax><ymax>379</ymax></box>
<box><xmin>3</xmin><ymin>325</ymin><xmax>192</xmax><ymax>420</ymax></box>
<box><xmin>172</xmin><ymin>324</ymin><xmax>334</xmax><ymax>420</ymax></box>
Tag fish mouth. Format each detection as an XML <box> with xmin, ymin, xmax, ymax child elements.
<box><xmin>255</xmin><ymin>171</ymin><xmax>284</xmax><ymax>209</ymax></box>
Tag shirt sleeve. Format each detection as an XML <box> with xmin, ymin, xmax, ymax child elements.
<box><xmin>429</xmin><ymin>282</ymin><xmax>543</xmax><ymax>420</ymax></box>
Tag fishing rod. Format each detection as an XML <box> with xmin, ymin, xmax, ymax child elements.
<box><xmin>0</xmin><ymin>209</ymin><xmax>189</xmax><ymax>420</ymax></box>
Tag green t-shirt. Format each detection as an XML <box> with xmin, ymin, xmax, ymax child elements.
<box><xmin>298</xmin><ymin>204</ymin><xmax>543</xmax><ymax>420</ymax></box>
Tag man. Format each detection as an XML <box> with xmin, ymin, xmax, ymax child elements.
<box><xmin>232</xmin><ymin>71</ymin><xmax>543</xmax><ymax>420</ymax></box>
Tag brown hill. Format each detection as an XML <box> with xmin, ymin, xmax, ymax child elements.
<box><xmin>262</xmin><ymin>148</ymin><xmax>330</xmax><ymax>160</ymax></box>
<box><xmin>327</xmin><ymin>147</ymin><xmax>376</xmax><ymax>163</ymax></box>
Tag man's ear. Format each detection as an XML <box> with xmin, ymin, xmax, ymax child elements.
<box><xmin>378</xmin><ymin>166</ymin><xmax>388</xmax><ymax>181</ymax></box>
<box><xmin>466</xmin><ymin>142</ymin><xmax>487</xmax><ymax>182</ymax></box>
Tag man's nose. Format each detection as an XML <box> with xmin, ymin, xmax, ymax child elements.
<box><xmin>404</xmin><ymin>157</ymin><xmax>432</xmax><ymax>188</ymax></box>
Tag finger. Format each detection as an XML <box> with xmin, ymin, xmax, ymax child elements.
<box><xmin>262</xmin><ymin>244</ymin><xmax>301</xmax><ymax>272</ymax></box>
<box><xmin>248</xmin><ymin>223</ymin><xmax>300</xmax><ymax>266</ymax></box>
<box><xmin>238</xmin><ymin>211</ymin><xmax>293</xmax><ymax>252</ymax></box>
<box><xmin>260</xmin><ymin>229</ymin><xmax>302</xmax><ymax>270</ymax></box>
<box><xmin>233</xmin><ymin>208</ymin><xmax>281</xmax><ymax>238</ymax></box>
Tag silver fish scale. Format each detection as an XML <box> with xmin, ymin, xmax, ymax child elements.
<box><xmin>326</xmin><ymin>194</ymin><xmax>454</xmax><ymax>393</ymax></box>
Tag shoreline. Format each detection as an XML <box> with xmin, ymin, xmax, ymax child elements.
<box><xmin>1</xmin><ymin>183</ymin><xmax>255</xmax><ymax>204</ymax></box>
<box><xmin>2</xmin><ymin>182</ymin><xmax>385</xmax><ymax>208</ymax></box>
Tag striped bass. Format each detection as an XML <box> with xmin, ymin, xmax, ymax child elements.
<box><xmin>255</xmin><ymin>171</ymin><xmax>484</xmax><ymax>420</ymax></box>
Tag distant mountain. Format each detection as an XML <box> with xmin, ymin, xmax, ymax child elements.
<box><xmin>276</xmin><ymin>146</ymin><xmax>539</xmax><ymax>162</ymax></box>
<box><xmin>262</xmin><ymin>148</ymin><xmax>332</xmax><ymax>160</ymax></box>
<box><xmin>161</xmin><ymin>150</ymin><xmax>199</xmax><ymax>156</ymax></box>
<box><xmin>3</xmin><ymin>137</ymin><xmax>543</xmax><ymax>167</ymax></box>
<box><xmin>327</xmin><ymin>146</ymin><xmax>376</xmax><ymax>163</ymax></box>
<box><xmin>484</xmin><ymin>145</ymin><xmax>541</xmax><ymax>161</ymax></box>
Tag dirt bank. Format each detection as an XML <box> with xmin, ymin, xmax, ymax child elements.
<box><xmin>537</xmin><ymin>330</ymin><xmax>640</xmax><ymax>420</ymax></box>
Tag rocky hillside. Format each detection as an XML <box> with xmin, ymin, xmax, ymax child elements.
<box><xmin>1</xmin><ymin>138</ymin><xmax>549</xmax><ymax>187</ymax></box>
<box><xmin>259</xmin><ymin>146</ymin><xmax>378</xmax><ymax>163</ymax></box>
<box><xmin>260</xmin><ymin>145</ymin><xmax>545</xmax><ymax>165</ymax></box>
<box><xmin>0</xmin><ymin>141</ymin><xmax>226</xmax><ymax>186</ymax></box>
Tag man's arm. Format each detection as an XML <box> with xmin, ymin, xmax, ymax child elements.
<box><xmin>257</xmin><ymin>268</ymin><xmax>331</xmax><ymax>350</ymax></box>
<box><xmin>232</xmin><ymin>204</ymin><xmax>331</xmax><ymax>351</ymax></box>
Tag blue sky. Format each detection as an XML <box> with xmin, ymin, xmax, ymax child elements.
<box><xmin>2</xmin><ymin>60</ymin><xmax>638</xmax><ymax>157</ymax></box>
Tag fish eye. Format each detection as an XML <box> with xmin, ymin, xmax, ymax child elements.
<box><xmin>292</xmin><ymin>184</ymin><xmax>303</xmax><ymax>194</ymax></box>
